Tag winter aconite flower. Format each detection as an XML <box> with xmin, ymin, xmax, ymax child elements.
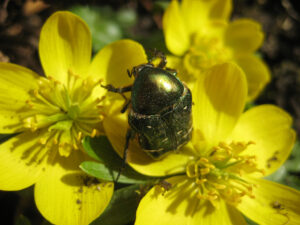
<box><xmin>104</xmin><ymin>62</ymin><xmax>300</xmax><ymax>225</ymax></box>
<box><xmin>0</xmin><ymin>11</ymin><xmax>146</xmax><ymax>225</ymax></box>
<box><xmin>163</xmin><ymin>0</ymin><xmax>270</xmax><ymax>100</ymax></box>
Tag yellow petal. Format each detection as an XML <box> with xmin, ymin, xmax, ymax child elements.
<box><xmin>225</xmin><ymin>19</ymin><xmax>264</xmax><ymax>54</ymax></box>
<box><xmin>166</xmin><ymin>55</ymin><xmax>183</xmax><ymax>73</ymax></box>
<box><xmin>193</xmin><ymin>63</ymin><xmax>247</xmax><ymax>147</ymax></box>
<box><xmin>89</xmin><ymin>39</ymin><xmax>147</xmax><ymax>87</ymax></box>
<box><xmin>181</xmin><ymin>0</ymin><xmax>232</xmax><ymax>34</ymax></box>
<box><xmin>236</xmin><ymin>177</ymin><xmax>300</xmax><ymax>225</ymax></box>
<box><xmin>235</xmin><ymin>55</ymin><xmax>270</xmax><ymax>101</ymax></box>
<box><xmin>229</xmin><ymin>105</ymin><xmax>296</xmax><ymax>177</ymax></box>
<box><xmin>39</xmin><ymin>11</ymin><xmax>91</xmax><ymax>84</ymax></box>
<box><xmin>166</xmin><ymin>54</ymin><xmax>198</xmax><ymax>89</ymax></box>
<box><xmin>0</xmin><ymin>63</ymin><xmax>39</xmax><ymax>133</ymax></box>
<box><xmin>206</xmin><ymin>19</ymin><xmax>228</xmax><ymax>38</ymax></box>
<box><xmin>210</xmin><ymin>0</ymin><xmax>232</xmax><ymax>21</ymax></box>
<box><xmin>0</xmin><ymin>130</ymin><xmax>50</xmax><ymax>190</ymax></box>
<box><xmin>181</xmin><ymin>0</ymin><xmax>210</xmax><ymax>34</ymax></box>
<box><xmin>103</xmin><ymin>100</ymin><xmax>192</xmax><ymax>176</ymax></box>
<box><xmin>163</xmin><ymin>0</ymin><xmax>190</xmax><ymax>56</ymax></box>
<box><xmin>135</xmin><ymin>176</ymin><xmax>247</xmax><ymax>225</ymax></box>
<box><xmin>35</xmin><ymin>150</ymin><xmax>113</xmax><ymax>225</ymax></box>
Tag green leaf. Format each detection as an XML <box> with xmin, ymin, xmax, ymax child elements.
<box><xmin>285</xmin><ymin>141</ymin><xmax>300</xmax><ymax>172</ymax></box>
<box><xmin>81</xmin><ymin>136</ymin><xmax>156</xmax><ymax>184</ymax></box>
<box><xmin>92</xmin><ymin>184</ymin><xmax>140</xmax><ymax>225</ymax></box>
<box><xmin>82</xmin><ymin>135</ymin><xmax>124</xmax><ymax>165</ymax></box>
<box><xmin>70</xmin><ymin>5</ymin><xmax>122</xmax><ymax>51</ymax></box>
<box><xmin>41</xmin><ymin>220</ymin><xmax>52</xmax><ymax>225</ymax></box>
<box><xmin>244</xmin><ymin>216</ymin><xmax>259</xmax><ymax>225</ymax></box>
<box><xmin>265</xmin><ymin>165</ymin><xmax>288</xmax><ymax>184</ymax></box>
<box><xmin>137</xmin><ymin>30</ymin><xmax>168</xmax><ymax>54</ymax></box>
<box><xmin>82</xmin><ymin>136</ymin><xmax>106</xmax><ymax>162</ymax></box>
<box><xmin>153</xmin><ymin>1</ymin><xmax>170</xmax><ymax>11</ymax></box>
<box><xmin>15</xmin><ymin>215</ymin><xmax>31</xmax><ymax>225</ymax></box>
<box><xmin>244</xmin><ymin>101</ymin><xmax>255</xmax><ymax>111</ymax></box>
<box><xmin>284</xmin><ymin>175</ymin><xmax>300</xmax><ymax>190</ymax></box>
<box><xmin>265</xmin><ymin>140</ymin><xmax>300</xmax><ymax>190</ymax></box>
<box><xmin>70</xmin><ymin>5</ymin><xmax>138</xmax><ymax>52</ymax></box>
<box><xmin>80</xmin><ymin>161</ymin><xmax>153</xmax><ymax>184</ymax></box>
<box><xmin>116</xmin><ymin>8</ymin><xmax>137</xmax><ymax>28</ymax></box>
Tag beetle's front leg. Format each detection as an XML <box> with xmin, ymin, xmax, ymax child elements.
<box><xmin>101</xmin><ymin>84</ymin><xmax>132</xmax><ymax>113</ymax></box>
<box><xmin>101</xmin><ymin>84</ymin><xmax>132</xmax><ymax>94</ymax></box>
<box><xmin>148</xmin><ymin>49</ymin><xmax>167</xmax><ymax>68</ymax></box>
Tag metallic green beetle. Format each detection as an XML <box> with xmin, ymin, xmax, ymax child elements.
<box><xmin>102</xmin><ymin>53</ymin><xmax>192</xmax><ymax>162</ymax></box>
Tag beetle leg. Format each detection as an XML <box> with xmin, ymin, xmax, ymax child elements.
<box><xmin>148</xmin><ymin>49</ymin><xmax>167</xmax><ymax>68</ymax></box>
<box><xmin>101</xmin><ymin>84</ymin><xmax>132</xmax><ymax>94</ymax></box>
<box><xmin>121</xmin><ymin>99</ymin><xmax>131</xmax><ymax>113</ymax></box>
<box><xmin>115</xmin><ymin>129</ymin><xmax>136</xmax><ymax>182</ymax></box>
<box><xmin>101</xmin><ymin>84</ymin><xmax>132</xmax><ymax>113</ymax></box>
<box><xmin>157</xmin><ymin>53</ymin><xmax>167</xmax><ymax>68</ymax></box>
<box><xmin>127</xmin><ymin>69</ymin><xmax>132</xmax><ymax>78</ymax></box>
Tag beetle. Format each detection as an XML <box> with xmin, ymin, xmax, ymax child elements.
<box><xmin>102</xmin><ymin>51</ymin><xmax>192</xmax><ymax>177</ymax></box>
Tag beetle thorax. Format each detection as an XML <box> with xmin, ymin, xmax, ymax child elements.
<box><xmin>131</xmin><ymin>67</ymin><xmax>184</xmax><ymax>115</ymax></box>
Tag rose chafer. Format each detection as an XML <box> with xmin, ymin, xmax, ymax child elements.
<box><xmin>103</xmin><ymin>53</ymin><xmax>192</xmax><ymax>162</ymax></box>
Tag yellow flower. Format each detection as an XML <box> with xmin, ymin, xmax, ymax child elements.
<box><xmin>0</xmin><ymin>11</ymin><xmax>146</xmax><ymax>225</ymax></box>
<box><xmin>163</xmin><ymin>0</ymin><xmax>270</xmax><ymax>100</ymax></box>
<box><xmin>104</xmin><ymin>62</ymin><xmax>300</xmax><ymax>225</ymax></box>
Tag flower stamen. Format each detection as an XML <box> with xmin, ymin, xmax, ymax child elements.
<box><xmin>186</xmin><ymin>141</ymin><xmax>263</xmax><ymax>206</ymax></box>
<box><xmin>17</xmin><ymin>71</ymin><xmax>104</xmax><ymax>157</ymax></box>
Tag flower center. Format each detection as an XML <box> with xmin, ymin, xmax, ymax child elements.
<box><xmin>186</xmin><ymin>141</ymin><xmax>264</xmax><ymax>207</ymax></box>
<box><xmin>21</xmin><ymin>70</ymin><xmax>104</xmax><ymax>156</ymax></box>
<box><xmin>183</xmin><ymin>33</ymin><xmax>231</xmax><ymax>75</ymax></box>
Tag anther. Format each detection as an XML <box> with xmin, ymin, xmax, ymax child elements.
<box><xmin>53</xmin><ymin>138</ymin><xmax>58</xmax><ymax>145</ymax></box>
<box><xmin>73</xmin><ymin>143</ymin><xmax>78</xmax><ymax>150</ymax></box>
<box><xmin>98</xmin><ymin>114</ymin><xmax>104</xmax><ymax>121</ymax></box>
<box><xmin>77</xmin><ymin>132</ymin><xmax>82</xmax><ymax>141</ymax></box>
<box><xmin>30</xmin><ymin>126</ymin><xmax>38</xmax><ymax>132</ymax></box>
<box><xmin>25</xmin><ymin>100</ymin><xmax>34</xmax><ymax>108</ymax></box>
<box><xmin>212</xmin><ymin>183</ymin><xmax>226</xmax><ymax>190</ymax></box>
<box><xmin>219</xmin><ymin>142</ymin><xmax>232</xmax><ymax>152</ymax></box>
<box><xmin>95</xmin><ymin>98</ymin><xmax>103</xmax><ymax>104</ymax></box>
<box><xmin>259</xmin><ymin>169</ymin><xmax>266</xmax><ymax>176</ymax></box>
<box><xmin>200</xmin><ymin>167</ymin><xmax>210</xmax><ymax>175</ymax></box>
<box><xmin>196</xmin><ymin>178</ymin><xmax>207</xmax><ymax>184</ymax></box>
<box><xmin>199</xmin><ymin>157</ymin><xmax>209</xmax><ymax>163</ymax></box>
<box><xmin>54</xmin><ymin>80</ymin><xmax>61</xmax><ymax>85</ymax></box>
<box><xmin>248</xmin><ymin>141</ymin><xmax>256</xmax><ymax>145</ymax></box>
<box><xmin>33</xmin><ymin>89</ymin><xmax>39</xmax><ymax>97</ymax></box>
<box><xmin>91</xmin><ymin>129</ymin><xmax>97</xmax><ymax>138</ymax></box>
<box><xmin>39</xmin><ymin>138</ymin><xmax>47</xmax><ymax>145</ymax></box>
